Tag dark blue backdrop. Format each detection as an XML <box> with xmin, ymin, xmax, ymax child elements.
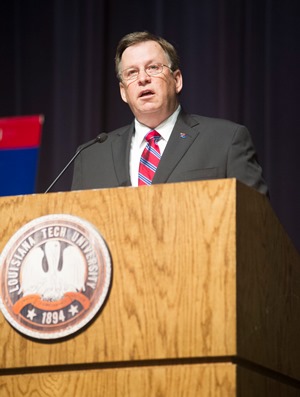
<box><xmin>1</xmin><ymin>0</ymin><xmax>299</xmax><ymax>253</ymax></box>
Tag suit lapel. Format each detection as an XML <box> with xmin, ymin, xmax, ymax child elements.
<box><xmin>153</xmin><ymin>111</ymin><xmax>200</xmax><ymax>183</ymax></box>
<box><xmin>110</xmin><ymin>112</ymin><xmax>201</xmax><ymax>186</ymax></box>
<box><xmin>111</xmin><ymin>124</ymin><xmax>134</xmax><ymax>186</ymax></box>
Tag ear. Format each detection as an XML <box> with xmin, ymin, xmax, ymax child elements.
<box><xmin>119</xmin><ymin>82</ymin><xmax>128</xmax><ymax>103</ymax></box>
<box><xmin>173</xmin><ymin>69</ymin><xmax>183</xmax><ymax>94</ymax></box>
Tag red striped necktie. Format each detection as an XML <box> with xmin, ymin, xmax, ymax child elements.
<box><xmin>138</xmin><ymin>130</ymin><xmax>161</xmax><ymax>186</ymax></box>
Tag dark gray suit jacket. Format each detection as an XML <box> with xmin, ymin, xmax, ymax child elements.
<box><xmin>72</xmin><ymin>110</ymin><xmax>268</xmax><ymax>195</ymax></box>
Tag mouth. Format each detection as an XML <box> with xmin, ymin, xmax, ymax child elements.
<box><xmin>139</xmin><ymin>90</ymin><xmax>154</xmax><ymax>98</ymax></box>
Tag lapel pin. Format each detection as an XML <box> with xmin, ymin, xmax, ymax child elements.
<box><xmin>180</xmin><ymin>132</ymin><xmax>187</xmax><ymax>139</ymax></box>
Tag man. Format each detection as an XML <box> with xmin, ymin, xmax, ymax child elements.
<box><xmin>72</xmin><ymin>31</ymin><xmax>268</xmax><ymax>195</ymax></box>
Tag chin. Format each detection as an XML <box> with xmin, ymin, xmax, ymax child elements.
<box><xmin>139</xmin><ymin>102</ymin><xmax>165</xmax><ymax>114</ymax></box>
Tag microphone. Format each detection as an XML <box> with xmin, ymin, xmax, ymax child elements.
<box><xmin>44</xmin><ymin>133</ymin><xmax>108</xmax><ymax>193</ymax></box>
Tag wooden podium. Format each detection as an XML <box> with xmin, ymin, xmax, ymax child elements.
<box><xmin>0</xmin><ymin>179</ymin><xmax>299</xmax><ymax>396</ymax></box>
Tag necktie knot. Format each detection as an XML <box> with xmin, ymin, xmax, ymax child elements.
<box><xmin>145</xmin><ymin>130</ymin><xmax>161</xmax><ymax>143</ymax></box>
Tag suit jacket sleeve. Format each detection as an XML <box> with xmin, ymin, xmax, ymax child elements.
<box><xmin>226</xmin><ymin>125</ymin><xmax>268</xmax><ymax>195</ymax></box>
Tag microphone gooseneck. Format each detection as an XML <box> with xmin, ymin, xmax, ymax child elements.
<box><xmin>44</xmin><ymin>133</ymin><xmax>108</xmax><ymax>193</ymax></box>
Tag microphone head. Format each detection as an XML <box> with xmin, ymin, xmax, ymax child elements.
<box><xmin>96</xmin><ymin>133</ymin><xmax>108</xmax><ymax>143</ymax></box>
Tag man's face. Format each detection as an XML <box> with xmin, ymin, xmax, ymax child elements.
<box><xmin>119</xmin><ymin>40</ymin><xmax>183</xmax><ymax>128</ymax></box>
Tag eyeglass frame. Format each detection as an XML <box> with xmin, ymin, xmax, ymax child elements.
<box><xmin>118</xmin><ymin>63</ymin><xmax>173</xmax><ymax>82</ymax></box>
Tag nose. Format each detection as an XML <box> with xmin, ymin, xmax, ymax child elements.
<box><xmin>137</xmin><ymin>69</ymin><xmax>151</xmax><ymax>84</ymax></box>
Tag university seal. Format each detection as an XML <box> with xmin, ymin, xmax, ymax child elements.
<box><xmin>0</xmin><ymin>214</ymin><xmax>112</xmax><ymax>339</ymax></box>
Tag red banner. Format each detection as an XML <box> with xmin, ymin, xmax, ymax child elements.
<box><xmin>0</xmin><ymin>115</ymin><xmax>43</xmax><ymax>149</ymax></box>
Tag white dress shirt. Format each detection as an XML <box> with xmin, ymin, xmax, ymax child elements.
<box><xmin>129</xmin><ymin>105</ymin><xmax>181</xmax><ymax>186</ymax></box>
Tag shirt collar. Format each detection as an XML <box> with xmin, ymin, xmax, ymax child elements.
<box><xmin>134</xmin><ymin>105</ymin><xmax>181</xmax><ymax>146</ymax></box>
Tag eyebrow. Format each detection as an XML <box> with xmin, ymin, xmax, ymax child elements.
<box><xmin>122</xmin><ymin>60</ymin><xmax>165</xmax><ymax>69</ymax></box>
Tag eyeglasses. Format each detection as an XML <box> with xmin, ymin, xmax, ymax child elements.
<box><xmin>120</xmin><ymin>63</ymin><xmax>172</xmax><ymax>81</ymax></box>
